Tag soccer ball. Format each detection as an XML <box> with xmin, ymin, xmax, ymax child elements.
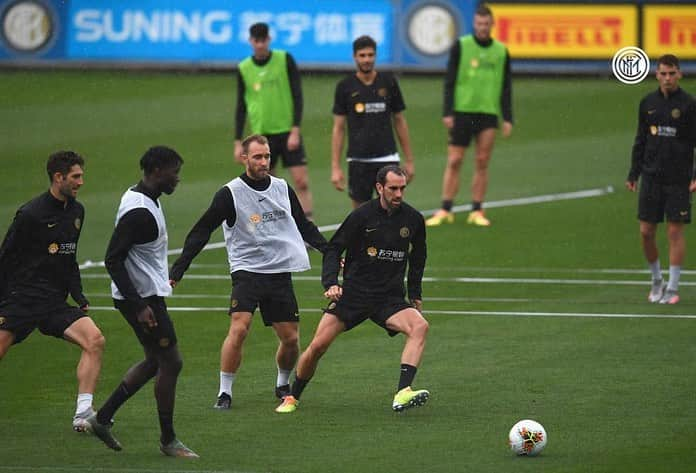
<box><xmin>508</xmin><ymin>419</ymin><xmax>547</xmax><ymax>456</ymax></box>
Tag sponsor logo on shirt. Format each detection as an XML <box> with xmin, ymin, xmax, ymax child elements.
<box><xmin>376</xmin><ymin>249</ymin><xmax>407</xmax><ymax>261</ymax></box>
<box><xmin>650</xmin><ymin>125</ymin><xmax>677</xmax><ymax>137</ymax></box>
<box><xmin>355</xmin><ymin>102</ymin><xmax>386</xmax><ymax>114</ymax></box>
<box><xmin>367</xmin><ymin>246</ymin><xmax>378</xmax><ymax>257</ymax></box>
<box><xmin>48</xmin><ymin>242</ymin><xmax>77</xmax><ymax>255</ymax></box>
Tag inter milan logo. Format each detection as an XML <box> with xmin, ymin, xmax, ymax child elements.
<box><xmin>612</xmin><ymin>47</ymin><xmax>650</xmax><ymax>85</ymax></box>
<box><xmin>74</xmin><ymin>218</ymin><xmax>81</xmax><ymax>230</ymax></box>
<box><xmin>399</xmin><ymin>227</ymin><xmax>410</xmax><ymax>238</ymax></box>
<box><xmin>0</xmin><ymin>316</ymin><xmax>5</xmax><ymax>326</ymax></box>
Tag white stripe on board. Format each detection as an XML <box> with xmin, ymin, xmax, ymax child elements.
<box><xmin>79</xmin><ymin>186</ymin><xmax>614</xmax><ymax>269</ymax></box>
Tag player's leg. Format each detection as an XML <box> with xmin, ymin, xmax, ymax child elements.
<box><xmin>216</xmin><ymin>311</ymin><xmax>252</xmax><ymax>406</ymax></box>
<box><xmin>385</xmin><ymin>307</ymin><xmax>430</xmax><ymax>411</ymax></box>
<box><xmin>62</xmin><ymin>316</ymin><xmax>105</xmax><ymax>428</ymax></box>
<box><xmin>661</xmin><ymin>221</ymin><xmax>685</xmax><ymax>304</ymax></box>
<box><xmin>271</xmin><ymin>321</ymin><xmax>299</xmax><ymax>398</ymax></box>
<box><xmin>0</xmin><ymin>329</ymin><xmax>14</xmax><ymax>359</ymax></box>
<box><xmin>275</xmin><ymin>313</ymin><xmax>345</xmax><ymax>413</ymax></box>
<box><xmin>426</xmin><ymin>144</ymin><xmax>467</xmax><ymax>226</ymax></box>
<box><xmin>288</xmin><ymin>165</ymin><xmax>313</xmax><ymax>218</ymax></box>
<box><xmin>347</xmin><ymin>161</ymin><xmax>377</xmax><ymax>208</ymax></box>
<box><xmin>638</xmin><ymin>177</ymin><xmax>666</xmax><ymax>302</ymax></box>
<box><xmin>468</xmin><ymin>127</ymin><xmax>496</xmax><ymax>226</ymax></box>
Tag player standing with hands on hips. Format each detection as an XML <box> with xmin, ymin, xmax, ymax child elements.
<box><xmin>625</xmin><ymin>54</ymin><xmax>696</xmax><ymax>305</ymax></box>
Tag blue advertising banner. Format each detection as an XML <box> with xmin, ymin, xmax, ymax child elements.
<box><xmin>0</xmin><ymin>0</ymin><xmax>474</xmax><ymax>68</ymax></box>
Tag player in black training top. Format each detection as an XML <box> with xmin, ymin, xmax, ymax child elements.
<box><xmin>276</xmin><ymin>165</ymin><xmax>430</xmax><ymax>414</ymax></box>
<box><xmin>86</xmin><ymin>146</ymin><xmax>198</xmax><ymax>457</ymax></box>
<box><xmin>0</xmin><ymin>151</ymin><xmax>106</xmax><ymax>433</ymax></box>
<box><xmin>331</xmin><ymin>35</ymin><xmax>415</xmax><ymax>208</ymax></box>
<box><xmin>626</xmin><ymin>54</ymin><xmax>696</xmax><ymax>305</ymax></box>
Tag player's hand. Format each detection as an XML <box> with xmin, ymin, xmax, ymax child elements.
<box><xmin>689</xmin><ymin>179</ymin><xmax>696</xmax><ymax>193</ymax></box>
<box><xmin>287</xmin><ymin>127</ymin><xmax>300</xmax><ymax>151</ymax></box>
<box><xmin>234</xmin><ymin>141</ymin><xmax>244</xmax><ymax>164</ymax></box>
<box><xmin>403</xmin><ymin>160</ymin><xmax>415</xmax><ymax>183</ymax></box>
<box><xmin>625</xmin><ymin>180</ymin><xmax>637</xmax><ymax>192</ymax></box>
<box><xmin>502</xmin><ymin>121</ymin><xmax>513</xmax><ymax>138</ymax></box>
<box><xmin>442</xmin><ymin>115</ymin><xmax>454</xmax><ymax>129</ymax></box>
<box><xmin>411</xmin><ymin>299</ymin><xmax>423</xmax><ymax>313</ymax></box>
<box><xmin>136</xmin><ymin>305</ymin><xmax>157</xmax><ymax>331</ymax></box>
<box><xmin>169</xmin><ymin>279</ymin><xmax>177</xmax><ymax>288</ymax></box>
<box><xmin>80</xmin><ymin>304</ymin><xmax>89</xmax><ymax>313</ymax></box>
<box><xmin>331</xmin><ymin>168</ymin><xmax>345</xmax><ymax>191</ymax></box>
<box><xmin>324</xmin><ymin>284</ymin><xmax>343</xmax><ymax>301</ymax></box>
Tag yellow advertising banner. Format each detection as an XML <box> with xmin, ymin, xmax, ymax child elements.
<box><xmin>644</xmin><ymin>6</ymin><xmax>696</xmax><ymax>59</ymax></box>
<box><xmin>489</xmin><ymin>5</ymin><xmax>638</xmax><ymax>59</ymax></box>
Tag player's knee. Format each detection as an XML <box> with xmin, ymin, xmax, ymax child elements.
<box><xmin>281</xmin><ymin>332</ymin><xmax>300</xmax><ymax>348</ymax></box>
<box><xmin>474</xmin><ymin>156</ymin><xmax>490</xmax><ymax>171</ymax></box>
<box><xmin>446</xmin><ymin>156</ymin><xmax>463</xmax><ymax>171</ymax></box>
<box><xmin>294</xmin><ymin>175</ymin><xmax>309</xmax><ymax>192</ymax></box>
<box><xmin>85</xmin><ymin>330</ymin><xmax>106</xmax><ymax>354</ymax></box>
<box><xmin>412</xmin><ymin>317</ymin><xmax>429</xmax><ymax>340</ymax></box>
<box><xmin>308</xmin><ymin>339</ymin><xmax>330</xmax><ymax>359</ymax></box>
<box><xmin>640</xmin><ymin>227</ymin><xmax>656</xmax><ymax>241</ymax></box>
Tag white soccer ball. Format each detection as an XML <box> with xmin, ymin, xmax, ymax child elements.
<box><xmin>508</xmin><ymin>419</ymin><xmax>547</xmax><ymax>456</ymax></box>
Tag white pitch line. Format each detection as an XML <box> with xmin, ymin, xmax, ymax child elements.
<box><xmin>86</xmin><ymin>306</ymin><xmax>695</xmax><ymax>319</ymax></box>
<box><xmin>427</xmin><ymin>309</ymin><xmax>696</xmax><ymax>319</ymax></box>
<box><xmin>79</xmin><ymin>186</ymin><xmax>614</xmax><ymax>270</ymax></box>
<box><xmin>80</xmin><ymin>273</ymin><xmax>696</xmax><ymax>287</ymax></box>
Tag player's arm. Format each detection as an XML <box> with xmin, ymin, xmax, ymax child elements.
<box><xmin>392</xmin><ymin>112</ymin><xmax>415</xmax><ymax>181</ymax></box>
<box><xmin>407</xmin><ymin>214</ymin><xmax>427</xmax><ymax>306</ymax></box>
<box><xmin>626</xmin><ymin>98</ymin><xmax>648</xmax><ymax>190</ymax></box>
<box><xmin>442</xmin><ymin>40</ymin><xmax>460</xmax><ymax>128</ymax></box>
<box><xmin>68</xmin><ymin>207</ymin><xmax>89</xmax><ymax>309</ymax></box>
<box><xmin>288</xmin><ymin>185</ymin><xmax>327</xmax><ymax>252</ymax></box>
<box><xmin>169</xmin><ymin>187</ymin><xmax>233</xmax><ymax>283</ymax></box>
<box><xmin>286</xmin><ymin>53</ymin><xmax>303</xmax><ymax>150</ymax></box>
<box><xmin>321</xmin><ymin>210</ymin><xmax>360</xmax><ymax>290</ymax></box>
<box><xmin>331</xmin><ymin>114</ymin><xmax>347</xmax><ymax>191</ymax></box>
<box><xmin>0</xmin><ymin>209</ymin><xmax>28</xmax><ymax>300</ymax></box>
<box><xmin>234</xmin><ymin>70</ymin><xmax>247</xmax><ymax>162</ymax></box>
<box><xmin>500</xmin><ymin>50</ymin><xmax>513</xmax><ymax>138</ymax></box>
<box><xmin>105</xmin><ymin>208</ymin><xmax>158</xmax><ymax>313</ymax></box>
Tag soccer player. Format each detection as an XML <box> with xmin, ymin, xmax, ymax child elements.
<box><xmin>169</xmin><ymin>134</ymin><xmax>326</xmax><ymax>409</ymax></box>
<box><xmin>276</xmin><ymin>165</ymin><xmax>429</xmax><ymax>414</ymax></box>
<box><xmin>235</xmin><ymin>22</ymin><xmax>314</xmax><ymax>218</ymax></box>
<box><xmin>0</xmin><ymin>151</ymin><xmax>105</xmax><ymax>432</ymax></box>
<box><xmin>625</xmin><ymin>54</ymin><xmax>696</xmax><ymax>304</ymax></box>
<box><xmin>426</xmin><ymin>4</ymin><xmax>513</xmax><ymax>227</ymax></box>
<box><xmin>331</xmin><ymin>35</ymin><xmax>415</xmax><ymax>208</ymax></box>
<box><xmin>87</xmin><ymin>146</ymin><xmax>198</xmax><ymax>458</ymax></box>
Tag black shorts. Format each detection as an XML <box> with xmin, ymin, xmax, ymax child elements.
<box><xmin>0</xmin><ymin>300</ymin><xmax>87</xmax><ymax>345</ymax></box>
<box><xmin>448</xmin><ymin>112</ymin><xmax>499</xmax><ymax>147</ymax></box>
<box><xmin>348</xmin><ymin>161</ymin><xmax>399</xmax><ymax>203</ymax></box>
<box><xmin>266</xmin><ymin>132</ymin><xmax>307</xmax><ymax>169</ymax></box>
<box><xmin>230</xmin><ymin>271</ymin><xmax>300</xmax><ymax>326</ymax></box>
<box><xmin>324</xmin><ymin>292</ymin><xmax>413</xmax><ymax>337</ymax></box>
<box><xmin>638</xmin><ymin>176</ymin><xmax>692</xmax><ymax>224</ymax></box>
<box><xmin>114</xmin><ymin>296</ymin><xmax>178</xmax><ymax>350</ymax></box>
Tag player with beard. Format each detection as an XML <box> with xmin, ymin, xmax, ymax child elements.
<box><xmin>276</xmin><ymin>165</ymin><xmax>429</xmax><ymax>413</ymax></box>
<box><xmin>331</xmin><ymin>35</ymin><xmax>415</xmax><ymax>208</ymax></box>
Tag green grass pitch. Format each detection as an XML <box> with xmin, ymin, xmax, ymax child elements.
<box><xmin>0</xmin><ymin>70</ymin><xmax>695</xmax><ymax>472</ymax></box>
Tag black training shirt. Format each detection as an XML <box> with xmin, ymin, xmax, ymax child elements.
<box><xmin>0</xmin><ymin>191</ymin><xmax>87</xmax><ymax>309</ymax></box>
<box><xmin>628</xmin><ymin>87</ymin><xmax>696</xmax><ymax>184</ymax></box>
<box><xmin>169</xmin><ymin>173</ymin><xmax>326</xmax><ymax>282</ymax></box>
<box><xmin>322</xmin><ymin>199</ymin><xmax>426</xmax><ymax>300</ymax></box>
<box><xmin>333</xmin><ymin>71</ymin><xmax>406</xmax><ymax>159</ymax></box>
